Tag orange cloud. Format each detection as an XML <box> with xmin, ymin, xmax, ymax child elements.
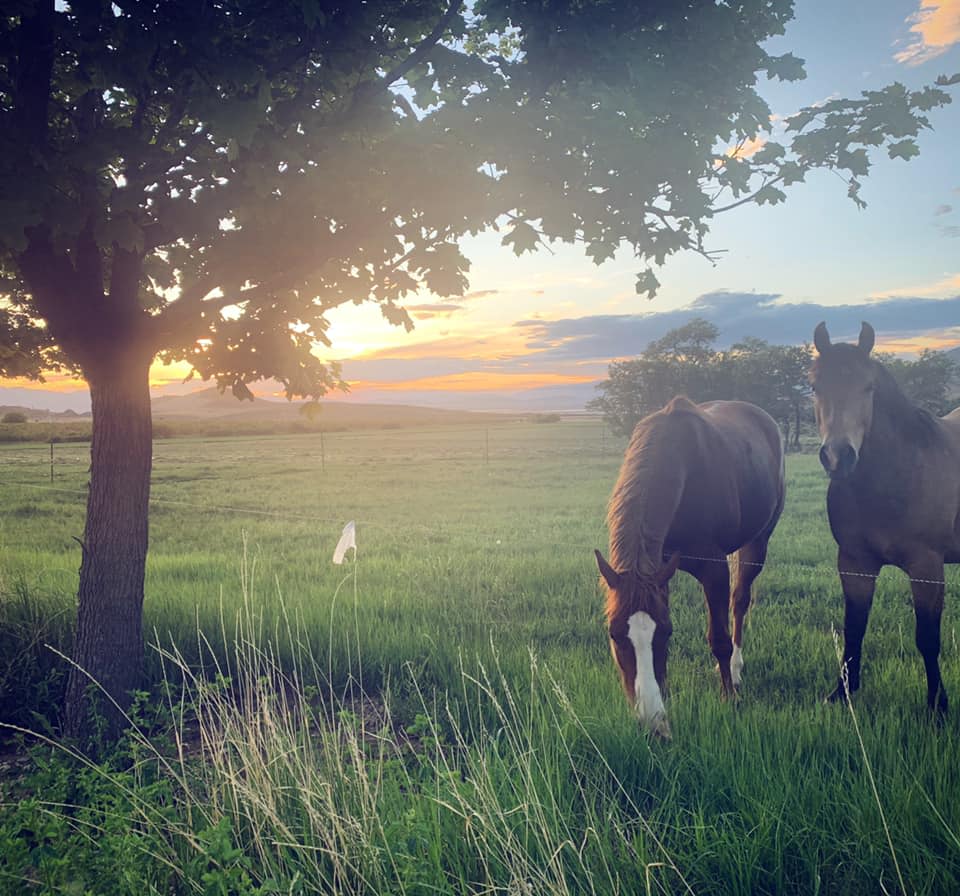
<box><xmin>895</xmin><ymin>0</ymin><xmax>960</xmax><ymax>65</ymax></box>
<box><xmin>347</xmin><ymin>371</ymin><xmax>597</xmax><ymax>393</ymax></box>
<box><xmin>877</xmin><ymin>332</ymin><xmax>960</xmax><ymax>354</ymax></box>
<box><xmin>870</xmin><ymin>272</ymin><xmax>960</xmax><ymax>299</ymax></box>
<box><xmin>0</xmin><ymin>371</ymin><xmax>84</xmax><ymax>392</ymax></box>
<box><xmin>354</xmin><ymin>328</ymin><xmax>534</xmax><ymax>362</ymax></box>
<box><xmin>724</xmin><ymin>135</ymin><xmax>768</xmax><ymax>160</ymax></box>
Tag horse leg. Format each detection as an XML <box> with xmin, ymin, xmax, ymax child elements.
<box><xmin>906</xmin><ymin>553</ymin><xmax>948</xmax><ymax>715</ymax></box>
<box><xmin>698</xmin><ymin>558</ymin><xmax>735</xmax><ymax>698</ymax></box>
<box><xmin>730</xmin><ymin>536</ymin><xmax>770</xmax><ymax>690</ymax></box>
<box><xmin>825</xmin><ymin>550</ymin><xmax>879</xmax><ymax>703</ymax></box>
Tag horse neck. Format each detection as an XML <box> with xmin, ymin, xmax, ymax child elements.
<box><xmin>857</xmin><ymin>381</ymin><xmax>923</xmax><ymax>480</ymax></box>
<box><xmin>608</xmin><ymin>432</ymin><xmax>685</xmax><ymax>574</ymax></box>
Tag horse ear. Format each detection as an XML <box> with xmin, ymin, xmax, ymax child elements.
<box><xmin>813</xmin><ymin>321</ymin><xmax>831</xmax><ymax>354</ymax></box>
<box><xmin>657</xmin><ymin>551</ymin><xmax>681</xmax><ymax>585</ymax></box>
<box><xmin>858</xmin><ymin>321</ymin><xmax>875</xmax><ymax>355</ymax></box>
<box><xmin>594</xmin><ymin>550</ymin><xmax>620</xmax><ymax>588</ymax></box>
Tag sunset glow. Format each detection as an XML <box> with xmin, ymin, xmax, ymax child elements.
<box><xmin>3</xmin><ymin>2</ymin><xmax>959</xmax><ymax>417</ymax></box>
<box><xmin>343</xmin><ymin>371</ymin><xmax>599</xmax><ymax>394</ymax></box>
<box><xmin>895</xmin><ymin>0</ymin><xmax>960</xmax><ymax>65</ymax></box>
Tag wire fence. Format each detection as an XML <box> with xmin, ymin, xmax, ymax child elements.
<box><xmin>1</xmin><ymin>421</ymin><xmax>957</xmax><ymax>591</ymax></box>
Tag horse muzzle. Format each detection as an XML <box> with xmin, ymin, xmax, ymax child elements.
<box><xmin>819</xmin><ymin>440</ymin><xmax>858</xmax><ymax>479</ymax></box>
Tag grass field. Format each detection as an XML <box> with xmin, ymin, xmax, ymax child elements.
<box><xmin>1</xmin><ymin>420</ymin><xmax>959</xmax><ymax>894</ymax></box>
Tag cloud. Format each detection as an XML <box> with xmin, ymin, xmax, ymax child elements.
<box><xmin>463</xmin><ymin>289</ymin><xmax>500</xmax><ymax>300</ymax></box>
<box><xmin>935</xmin><ymin>204</ymin><xmax>954</xmax><ymax>215</ymax></box>
<box><xmin>347</xmin><ymin>371</ymin><xmax>597</xmax><ymax>393</ymax></box>
<box><xmin>513</xmin><ymin>290</ymin><xmax>960</xmax><ymax>362</ymax></box>
<box><xmin>344</xmin><ymin>289</ymin><xmax>960</xmax><ymax>390</ymax></box>
<box><xmin>895</xmin><ymin>0</ymin><xmax>960</xmax><ymax>65</ymax></box>
<box><xmin>405</xmin><ymin>303</ymin><xmax>464</xmax><ymax>313</ymax></box>
<box><xmin>404</xmin><ymin>302</ymin><xmax>465</xmax><ymax>320</ymax></box>
<box><xmin>723</xmin><ymin>135</ymin><xmax>768</xmax><ymax>161</ymax></box>
<box><xmin>871</xmin><ymin>272</ymin><xmax>960</xmax><ymax>298</ymax></box>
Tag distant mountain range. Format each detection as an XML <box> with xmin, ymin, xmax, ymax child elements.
<box><xmin>150</xmin><ymin>387</ymin><xmax>520</xmax><ymax>425</ymax></box>
<box><xmin>3</xmin><ymin>344</ymin><xmax>957</xmax><ymax>421</ymax></box>
<box><xmin>0</xmin><ymin>403</ymin><xmax>86</xmax><ymax>421</ymax></box>
<box><xmin>2</xmin><ymin>378</ymin><xmax>604</xmax><ymax>420</ymax></box>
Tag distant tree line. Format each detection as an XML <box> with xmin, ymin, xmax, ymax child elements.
<box><xmin>589</xmin><ymin>318</ymin><xmax>958</xmax><ymax>449</ymax></box>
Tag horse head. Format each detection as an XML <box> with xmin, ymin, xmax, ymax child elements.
<box><xmin>811</xmin><ymin>321</ymin><xmax>877</xmax><ymax>479</ymax></box>
<box><xmin>595</xmin><ymin>549</ymin><xmax>680</xmax><ymax>739</ymax></box>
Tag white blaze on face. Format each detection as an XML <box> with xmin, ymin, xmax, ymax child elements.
<box><xmin>731</xmin><ymin>644</ymin><xmax>744</xmax><ymax>688</ymax></box>
<box><xmin>627</xmin><ymin>611</ymin><xmax>669</xmax><ymax>737</ymax></box>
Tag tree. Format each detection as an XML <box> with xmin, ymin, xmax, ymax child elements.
<box><xmin>724</xmin><ymin>339</ymin><xmax>812</xmax><ymax>449</ymax></box>
<box><xmin>1</xmin><ymin>1</ymin><xmax>955</xmax><ymax>740</ymax></box>
<box><xmin>1</xmin><ymin>411</ymin><xmax>28</xmax><ymax>424</ymax></box>
<box><xmin>880</xmin><ymin>350</ymin><xmax>958</xmax><ymax>416</ymax></box>
<box><xmin>589</xmin><ymin>318</ymin><xmax>731</xmax><ymax>434</ymax></box>
<box><xmin>590</xmin><ymin>326</ymin><xmax>813</xmax><ymax>443</ymax></box>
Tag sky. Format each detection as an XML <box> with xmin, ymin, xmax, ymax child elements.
<box><xmin>3</xmin><ymin>0</ymin><xmax>960</xmax><ymax>413</ymax></box>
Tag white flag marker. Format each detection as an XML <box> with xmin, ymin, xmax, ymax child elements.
<box><xmin>332</xmin><ymin>520</ymin><xmax>357</xmax><ymax>564</ymax></box>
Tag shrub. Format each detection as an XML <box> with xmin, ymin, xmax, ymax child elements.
<box><xmin>1</xmin><ymin>412</ymin><xmax>28</xmax><ymax>424</ymax></box>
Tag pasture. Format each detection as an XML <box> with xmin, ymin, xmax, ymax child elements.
<box><xmin>1</xmin><ymin>420</ymin><xmax>959</xmax><ymax>894</ymax></box>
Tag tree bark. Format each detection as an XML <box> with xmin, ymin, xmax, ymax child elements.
<box><xmin>63</xmin><ymin>351</ymin><xmax>153</xmax><ymax>743</ymax></box>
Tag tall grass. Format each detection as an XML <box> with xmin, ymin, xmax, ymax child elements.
<box><xmin>2</xmin><ymin>549</ymin><xmax>692</xmax><ymax>895</ymax></box>
<box><xmin>2</xmin><ymin>425</ymin><xmax>960</xmax><ymax>893</ymax></box>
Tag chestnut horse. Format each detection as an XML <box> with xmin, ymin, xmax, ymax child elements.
<box><xmin>812</xmin><ymin>321</ymin><xmax>960</xmax><ymax>714</ymax></box>
<box><xmin>595</xmin><ymin>396</ymin><xmax>785</xmax><ymax>738</ymax></box>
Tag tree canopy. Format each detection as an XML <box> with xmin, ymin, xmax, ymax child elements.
<box><xmin>2</xmin><ymin>1</ymin><xmax>956</xmax><ymax>395</ymax></box>
<box><xmin>589</xmin><ymin>320</ymin><xmax>959</xmax><ymax>444</ymax></box>
<box><xmin>1</xmin><ymin>0</ymin><xmax>956</xmax><ymax>739</ymax></box>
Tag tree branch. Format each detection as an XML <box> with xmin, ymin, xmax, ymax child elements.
<box><xmin>14</xmin><ymin>0</ymin><xmax>56</xmax><ymax>149</ymax></box>
<box><xmin>151</xmin><ymin>226</ymin><xmax>363</xmax><ymax>348</ymax></box>
<box><xmin>379</xmin><ymin>0</ymin><xmax>461</xmax><ymax>88</ymax></box>
<box><xmin>711</xmin><ymin>174</ymin><xmax>785</xmax><ymax>214</ymax></box>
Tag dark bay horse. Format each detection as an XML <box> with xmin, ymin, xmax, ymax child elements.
<box><xmin>595</xmin><ymin>396</ymin><xmax>785</xmax><ymax>738</ymax></box>
<box><xmin>812</xmin><ymin>321</ymin><xmax>960</xmax><ymax>714</ymax></box>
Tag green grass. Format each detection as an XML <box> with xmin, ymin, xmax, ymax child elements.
<box><xmin>1</xmin><ymin>421</ymin><xmax>959</xmax><ymax>894</ymax></box>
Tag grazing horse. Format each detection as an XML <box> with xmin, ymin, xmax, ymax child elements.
<box><xmin>595</xmin><ymin>396</ymin><xmax>785</xmax><ymax>738</ymax></box>
<box><xmin>812</xmin><ymin>321</ymin><xmax>960</xmax><ymax>714</ymax></box>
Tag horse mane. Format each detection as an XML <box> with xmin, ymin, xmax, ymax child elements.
<box><xmin>871</xmin><ymin>358</ymin><xmax>943</xmax><ymax>447</ymax></box>
<box><xmin>605</xmin><ymin>402</ymin><xmax>689</xmax><ymax>582</ymax></box>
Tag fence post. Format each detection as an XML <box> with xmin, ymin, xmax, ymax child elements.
<box><xmin>320</xmin><ymin>429</ymin><xmax>325</xmax><ymax>472</ymax></box>
<box><xmin>49</xmin><ymin>439</ymin><xmax>54</xmax><ymax>482</ymax></box>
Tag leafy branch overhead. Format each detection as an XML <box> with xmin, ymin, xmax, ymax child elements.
<box><xmin>0</xmin><ymin>1</ymin><xmax>956</xmax><ymax>394</ymax></box>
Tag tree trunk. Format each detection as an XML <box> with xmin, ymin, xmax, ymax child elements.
<box><xmin>63</xmin><ymin>352</ymin><xmax>153</xmax><ymax>743</ymax></box>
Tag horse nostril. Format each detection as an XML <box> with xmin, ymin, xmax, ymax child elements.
<box><xmin>839</xmin><ymin>443</ymin><xmax>857</xmax><ymax>472</ymax></box>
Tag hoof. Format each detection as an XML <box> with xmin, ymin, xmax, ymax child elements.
<box><xmin>649</xmin><ymin>713</ymin><xmax>672</xmax><ymax>741</ymax></box>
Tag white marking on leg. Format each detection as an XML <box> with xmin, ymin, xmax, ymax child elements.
<box><xmin>731</xmin><ymin>644</ymin><xmax>744</xmax><ymax>688</ymax></box>
<box><xmin>627</xmin><ymin>611</ymin><xmax>669</xmax><ymax>737</ymax></box>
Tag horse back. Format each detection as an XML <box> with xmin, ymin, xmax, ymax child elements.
<box><xmin>668</xmin><ymin>400</ymin><xmax>785</xmax><ymax>553</ymax></box>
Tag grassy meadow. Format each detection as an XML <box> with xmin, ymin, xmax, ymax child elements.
<box><xmin>1</xmin><ymin>419</ymin><xmax>959</xmax><ymax>894</ymax></box>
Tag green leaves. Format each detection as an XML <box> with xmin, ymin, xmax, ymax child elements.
<box><xmin>0</xmin><ymin>0</ymin><xmax>956</xmax><ymax>398</ymax></box>
<box><xmin>635</xmin><ymin>269</ymin><xmax>660</xmax><ymax>300</ymax></box>
<box><xmin>754</xmin><ymin>184</ymin><xmax>787</xmax><ymax>206</ymax></box>
<box><xmin>501</xmin><ymin>221</ymin><xmax>541</xmax><ymax>256</ymax></box>
<box><xmin>764</xmin><ymin>52</ymin><xmax>806</xmax><ymax>83</ymax></box>
<box><xmin>887</xmin><ymin>139</ymin><xmax>919</xmax><ymax>161</ymax></box>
